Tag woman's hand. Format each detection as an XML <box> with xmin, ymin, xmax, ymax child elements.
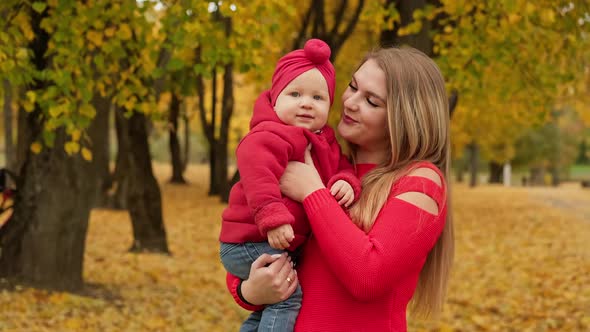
<box><xmin>240</xmin><ymin>253</ymin><xmax>298</xmax><ymax>305</ymax></box>
<box><xmin>280</xmin><ymin>147</ymin><xmax>325</xmax><ymax>202</ymax></box>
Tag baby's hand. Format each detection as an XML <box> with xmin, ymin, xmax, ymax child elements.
<box><xmin>330</xmin><ymin>180</ymin><xmax>354</xmax><ymax>207</ymax></box>
<box><xmin>267</xmin><ymin>224</ymin><xmax>295</xmax><ymax>250</ymax></box>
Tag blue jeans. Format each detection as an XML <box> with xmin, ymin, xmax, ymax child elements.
<box><xmin>220</xmin><ymin>242</ymin><xmax>302</xmax><ymax>332</ymax></box>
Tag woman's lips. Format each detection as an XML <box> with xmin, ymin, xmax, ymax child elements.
<box><xmin>342</xmin><ymin>114</ymin><xmax>358</xmax><ymax>124</ymax></box>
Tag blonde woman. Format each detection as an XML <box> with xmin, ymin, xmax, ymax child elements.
<box><xmin>227</xmin><ymin>46</ymin><xmax>454</xmax><ymax>332</ymax></box>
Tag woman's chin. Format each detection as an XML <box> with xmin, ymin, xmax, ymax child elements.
<box><xmin>337</xmin><ymin>122</ymin><xmax>358</xmax><ymax>143</ymax></box>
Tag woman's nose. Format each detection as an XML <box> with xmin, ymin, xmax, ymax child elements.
<box><xmin>343</xmin><ymin>94</ymin><xmax>359</xmax><ymax>112</ymax></box>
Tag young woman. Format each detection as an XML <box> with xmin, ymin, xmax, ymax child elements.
<box><xmin>227</xmin><ymin>46</ymin><xmax>454</xmax><ymax>332</ymax></box>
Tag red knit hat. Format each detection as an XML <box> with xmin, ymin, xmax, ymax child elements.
<box><xmin>270</xmin><ymin>39</ymin><xmax>335</xmax><ymax>106</ymax></box>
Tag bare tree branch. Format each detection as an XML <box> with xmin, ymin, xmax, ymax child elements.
<box><xmin>329</xmin><ymin>0</ymin><xmax>349</xmax><ymax>38</ymax></box>
<box><xmin>293</xmin><ymin>2</ymin><xmax>315</xmax><ymax>50</ymax></box>
<box><xmin>331</xmin><ymin>0</ymin><xmax>365</xmax><ymax>58</ymax></box>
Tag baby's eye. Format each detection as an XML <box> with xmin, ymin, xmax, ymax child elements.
<box><xmin>289</xmin><ymin>92</ymin><xmax>300</xmax><ymax>97</ymax></box>
<box><xmin>313</xmin><ymin>95</ymin><xmax>323</xmax><ymax>100</ymax></box>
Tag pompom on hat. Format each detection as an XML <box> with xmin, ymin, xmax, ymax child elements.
<box><xmin>270</xmin><ymin>39</ymin><xmax>336</xmax><ymax>106</ymax></box>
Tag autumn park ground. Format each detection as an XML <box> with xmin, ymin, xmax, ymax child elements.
<box><xmin>1</xmin><ymin>164</ymin><xmax>589</xmax><ymax>332</ymax></box>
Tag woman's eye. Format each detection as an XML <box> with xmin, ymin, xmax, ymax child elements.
<box><xmin>290</xmin><ymin>92</ymin><xmax>300</xmax><ymax>97</ymax></box>
<box><xmin>348</xmin><ymin>82</ymin><xmax>357</xmax><ymax>91</ymax></box>
<box><xmin>367</xmin><ymin>98</ymin><xmax>379</xmax><ymax>107</ymax></box>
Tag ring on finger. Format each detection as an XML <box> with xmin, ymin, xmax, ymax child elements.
<box><xmin>286</xmin><ymin>277</ymin><xmax>292</xmax><ymax>284</ymax></box>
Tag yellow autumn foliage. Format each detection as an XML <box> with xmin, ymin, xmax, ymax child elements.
<box><xmin>1</xmin><ymin>164</ymin><xmax>588</xmax><ymax>331</ymax></box>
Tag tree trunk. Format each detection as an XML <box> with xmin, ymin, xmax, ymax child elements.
<box><xmin>455</xmin><ymin>162</ymin><xmax>464</xmax><ymax>183</ymax></box>
<box><xmin>15</xmin><ymin>106</ymin><xmax>28</xmax><ymax>175</ymax></box>
<box><xmin>208</xmin><ymin>143</ymin><xmax>219</xmax><ymax>195</ymax></box>
<box><xmin>222</xmin><ymin>170</ymin><xmax>240</xmax><ymax>203</ymax></box>
<box><xmin>182</xmin><ymin>104</ymin><xmax>190</xmax><ymax>172</ymax></box>
<box><xmin>208</xmin><ymin>67</ymin><xmax>220</xmax><ymax>195</ymax></box>
<box><xmin>380</xmin><ymin>0</ymin><xmax>460</xmax><ymax>118</ymax></box>
<box><xmin>529</xmin><ymin>167</ymin><xmax>545</xmax><ymax>186</ymax></box>
<box><xmin>125</xmin><ymin>112</ymin><xmax>169</xmax><ymax>253</ymax></box>
<box><xmin>88</xmin><ymin>94</ymin><xmax>112</xmax><ymax>207</ymax></box>
<box><xmin>550</xmin><ymin>166</ymin><xmax>560</xmax><ymax>187</ymax></box>
<box><xmin>0</xmin><ymin>5</ymin><xmax>92</xmax><ymax>291</ymax></box>
<box><xmin>169</xmin><ymin>92</ymin><xmax>186</xmax><ymax>183</ymax></box>
<box><xmin>468</xmin><ymin>142</ymin><xmax>478</xmax><ymax>187</ymax></box>
<box><xmin>381</xmin><ymin>0</ymin><xmax>432</xmax><ymax>53</ymax></box>
<box><xmin>1</xmin><ymin>130</ymin><xmax>94</xmax><ymax>291</ymax></box>
<box><xmin>503</xmin><ymin>163</ymin><xmax>512</xmax><ymax>187</ymax></box>
<box><xmin>217</xmin><ymin>17</ymin><xmax>235</xmax><ymax>201</ymax></box>
<box><xmin>488</xmin><ymin>161</ymin><xmax>503</xmax><ymax>184</ymax></box>
<box><xmin>105</xmin><ymin>106</ymin><xmax>130</xmax><ymax>210</ymax></box>
<box><xmin>3</xmin><ymin>80</ymin><xmax>15</xmax><ymax>172</ymax></box>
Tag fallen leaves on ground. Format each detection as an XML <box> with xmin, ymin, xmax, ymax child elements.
<box><xmin>0</xmin><ymin>164</ymin><xmax>588</xmax><ymax>331</ymax></box>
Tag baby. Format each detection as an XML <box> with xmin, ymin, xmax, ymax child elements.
<box><xmin>219</xmin><ymin>39</ymin><xmax>360</xmax><ymax>332</ymax></box>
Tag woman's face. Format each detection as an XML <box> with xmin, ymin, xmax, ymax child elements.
<box><xmin>337</xmin><ymin>59</ymin><xmax>389</xmax><ymax>152</ymax></box>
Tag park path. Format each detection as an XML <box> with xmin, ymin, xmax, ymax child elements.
<box><xmin>527</xmin><ymin>182</ymin><xmax>590</xmax><ymax>223</ymax></box>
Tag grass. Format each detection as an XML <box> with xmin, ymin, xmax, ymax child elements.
<box><xmin>569</xmin><ymin>164</ymin><xmax>590</xmax><ymax>180</ymax></box>
<box><xmin>0</xmin><ymin>163</ymin><xmax>589</xmax><ymax>331</ymax></box>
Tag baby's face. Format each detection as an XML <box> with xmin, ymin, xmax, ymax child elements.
<box><xmin>274</xmin><ymin>68</ymin><xmax>330</xmax><ymax>132</ymax></box>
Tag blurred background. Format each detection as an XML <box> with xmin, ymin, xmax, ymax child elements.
<box><xmin>0</xmin><ymin>0</ymin><xmax>589</xmax><ymax>331</ymax></box>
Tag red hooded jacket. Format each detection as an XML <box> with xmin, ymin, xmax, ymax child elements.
<box><xmin>219</xmin><ymin>91</ymin><xmax>361</xmax><ymax>250</ymax></box>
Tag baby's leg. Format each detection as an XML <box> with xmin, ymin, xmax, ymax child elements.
<box><xmin>258</xmin><ymin>284</ymin><xmax>302</xmax><ymax>332</ymax></box>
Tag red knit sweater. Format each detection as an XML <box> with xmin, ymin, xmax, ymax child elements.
<box><xmin>220</xmin><ymin>91</ymin><xmax>361</xmax><ymax>250</ymax></box>
<box><xmin>228</xmin><ymin>162</ymin><xmax>447</xmax><ymax>332</ymax></box>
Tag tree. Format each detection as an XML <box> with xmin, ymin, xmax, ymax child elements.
<box><xmin>168</xmin><ymin>92</ymin><xmax>187</xmax><ymax>183</ymax></box>
<box><xmin>2</xmin><ymin>80</ymin><xmax>15</xmax><ymax>172</ymax></box>
<box><xmin>291</xmin><ymin>0</ymin><xmax>365</xmax><ymax>60</ymax></box>
<box><xmin>436</xmin><ymin>1</ymin><xmax>589</xmax><ymax>182</ymax></box>
<box><xmin>0</xmin><ymin>0</ymin><xmax>170</xmax><ymax>289</ymax></box>
<box><xmin>0</xmin><ymin>1</ymin><xmax>95</xmax><ymax>290</ymax></box>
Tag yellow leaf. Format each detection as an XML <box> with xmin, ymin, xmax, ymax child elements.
<box><xmin>64</xmin><ymin>141</ymin><xmax>80</xmax><ymax>155</ymax></box>
<box><xmin>48</xmin><ymin>293</ymin><xmax>65</xmax><ymax>304</ymax></box>
<box><xmin>26</xmin><ymin>90</ymin><xmax>36</xmax><ymax>104</ymax></box>
<box><xmin>541</xmin><ymin>9</ymin><xmax>555</xmax><ymax>24</ymax></box>
<box><xmin>71</xmin><ymin>129</ymin><xmax>81</xmax><ymax>141</ymax></box>
<box><xmin>97</xmin><ymin>82</ymin><xmax>107</xmax><ymax>97</ymax></box>
<box><xmin>16</xmin><ymin>48</ymin><xmax>28</xmax><ymax>60</ymax></box>
<box><xmin>525</xmin><ymin>3</ymin><xmax>536</xmax><ymax>15</ymax></box>
<box><xmin>119</xmin><ymin>23</ymin><xmax>132</xmax><ymax>40</ymax></box>
<box><xmin>124</xmin><ymin>96</ymin><xmax>137</xmax><ymax>111</ymax></box>
<box><xmin>81</xmin><ymin>147</ymin><xmax>93</xmax><ymax>161</ymax></box>
<box><xmin>105</xmin><ymin>27</ymin><xmax>116</xmax><ymax>37</ymax></box>
<box><xmin>23</xmin><ymin>100</ymin><xmax>34</xmax><ymax>112</ymax></box>
<box><xmin>79</xmin><ymin>104</ymin><xmax>96</xmax><ymax>118</ymax></box>
<box><xmin>507</xmin><ymin>14</ymin><xmax>521</xmax><ymax>24</ymax></box>
<box><xmin>65</xmin><ymin>318</ymin><xmax>83</xmax><ymax>329</ymax></box>
<box><xmin>30</xmin><ymin>142</ymin><xmax>42</xmax><ymax>154</ymax></box>
<box><xmin>86</xmin><ymin>30</ymin><xmax>103</xmax><ymax>47</ymax></box>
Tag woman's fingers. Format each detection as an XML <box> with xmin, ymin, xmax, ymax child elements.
<box><xmin>284</xmin><ymin>270</ymin><xmax>298</xmax><ymax>299</ymax></box>
<box><xmin>251</xmin><ymin>252</ymin><xmax>283</xmax><ymax>269</ymax></box>
<box><xmin>276</xmin><ymin>255</ymin><xmax>294</xmax><ymax>286</ymax></box>
<box><xmin>267</xmin><ymin>253</ymin><xmax>289</xmax><ymax>275</ymax></box>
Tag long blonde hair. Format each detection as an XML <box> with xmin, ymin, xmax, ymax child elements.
<box><xmin>348</xmin><ymin>46</ymin><xmax>454</xmax><ymax>318</ymax></box>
